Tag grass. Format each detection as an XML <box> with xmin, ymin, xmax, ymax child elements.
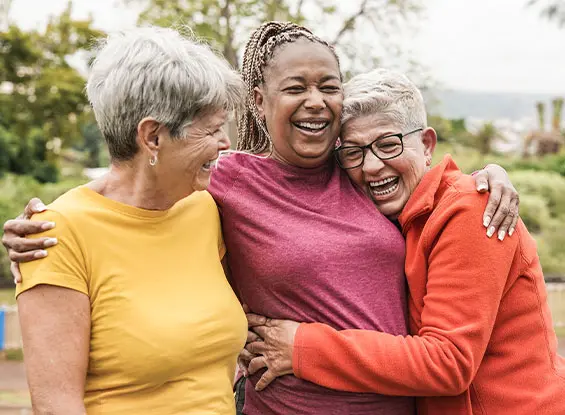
<box><xmin>0</xmin><ymin>288</ymin><xmax>15</xmax><ymax>306</ymax></box>
<box><xmin>4</xmin><ymin>349</ymin><xmax>23</xmax><ymax>362</ymax></box>
<box><xmin>0</xmin><ymin>391</ymin><xmax>30</xmax><ymax>407</ymax></box>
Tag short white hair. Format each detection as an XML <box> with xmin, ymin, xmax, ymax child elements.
<box><xmin>86</xmin><ymin>26</ymin><xmax>244</xmax><ymax>160</ymax></box>
<box><xmin>342</xmin><ymin>68</ymin><xmax>427</xmax><ymax>131</ymax></box>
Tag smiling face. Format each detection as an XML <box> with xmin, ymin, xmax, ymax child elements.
<box><xmin>254</xmin><ymin>38</ymin><xmax>343</xmax><ymax>168</ymax></box>
<box><xmin>157</xmin><ymin>108</ymin><xmax>230</xmax><ymax>198</ymax></box>
<box><xmin>341</xmin><ymin>113</ymin><xmax>437</xmax><ymax>219</ymax></box>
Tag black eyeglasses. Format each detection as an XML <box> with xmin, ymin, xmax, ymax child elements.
<box><xmin>335</xmin><ymin>128</ymin><xmax>423</xmax><ymax>170</ymax></box>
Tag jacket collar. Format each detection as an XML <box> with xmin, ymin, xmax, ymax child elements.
<box><xmin>398</xmin><ymin>154</ymin><xmax>461</xmax><ymax>233</ymax></box>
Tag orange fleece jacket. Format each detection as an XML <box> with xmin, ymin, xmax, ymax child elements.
<box><xmin>293</xmin><ymin>155</ymin><xmax>565</xmax><ymax>414</ymax></box>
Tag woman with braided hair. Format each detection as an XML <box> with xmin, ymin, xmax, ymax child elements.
<box><xmin>210</xmin><ymin>21</ymin><xmax>520</xmax><ymax>415</ymax></box>
<box><xmin>2</xmin><ymin>21</ymin><xmax>521</xmax><ymax>415</ymax></box>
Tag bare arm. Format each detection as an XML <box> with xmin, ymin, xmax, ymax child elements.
<box><xmin>18</xmin><ymin>285</ymin><xmax>90</xmax><ymax>414</ymax></box>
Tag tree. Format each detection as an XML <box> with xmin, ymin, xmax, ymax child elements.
<box><xmin>474</xmin><ymin>122</ymin><xmax>503</xmax><ymax>155</ymax></box>
<box><xmin>528</xmin><ymin>0</ymin><xmax>565</xmax><ymax>27</ymax></box>
<box><xmin>0</xmin><ymin>1</ymin><xmax>104</xmax><ymax>180</ymax></box>
<box><xmin>123</xmin><ymin>0</ymin><xmax>424</xmax><ymax>77</ymax></box>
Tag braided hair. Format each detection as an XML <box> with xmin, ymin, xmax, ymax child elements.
<box><xmin>237</xmin><ymin>21</ymin><xmax>341</xmax><ymax>153</ymax></box>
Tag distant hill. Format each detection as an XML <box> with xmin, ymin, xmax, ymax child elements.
<box><xmin>424</xmin><ymin>89</ymin><xmax>565</xmax><ymax>124</ymax></box>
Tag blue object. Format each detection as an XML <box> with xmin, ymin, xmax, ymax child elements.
<box><xmin>0</xmin><ymin>309</ymin><xmax>5</xmax><ymax>350</ymax></box>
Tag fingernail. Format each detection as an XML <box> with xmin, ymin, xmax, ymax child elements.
<box><xmin>487</xmin><ymin>226</ymin><xmax>495</xmax><ymax>238</ymax></box>
<box><xmin>13</xmin><ymin>278</ymin><xmax>17</xmax><ymax>285</ymax></box>
<box><xmin>508</xmin><ymin>228</ymin><xmax>514</xmax><ymax>237</ymax></box>
<box><xmin>36</xmin><ymin>203</ymin><xmax>47</xmax><ymax>212</ymax></box>
<box><xmin>483</xmin><ymin>216</ymin><xmax>491</xmax><ymax>227</ymax></box>
<box><xmin>44</xmin><ymin>238</ymin><xmax>58</xmax><ymax>247</ymax></box>
<box><xmin>477</xmin><ymin>184</ymin><xmax>488</xmax><ymax>192</ymax></box>
<box><xmin>34</xmin><ymin>250</ymin><xmax>48</xmax><ymax>259</ymax></box>
<box><xmin>498</xmin><ymin>230</ymin><xmax>506</xmax><ymax>241</ymax></box>
<box><xmin>41</xmin><ymin>222</ymin><xmax>55</xmax><ymax>230</ymax></box>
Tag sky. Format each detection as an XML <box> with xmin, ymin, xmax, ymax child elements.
<box><xmin>6</xmin><ymin>0</ymin><xmax>565</xmax><ymax>94</ymax></box>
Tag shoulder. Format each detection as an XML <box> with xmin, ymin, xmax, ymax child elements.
<box><xmin>33</xmin><ymin>187</ymin><xmax>91</xmax><ymax>234</ymax></box>
<box><xmin>208</xmin><ymin>152</ymin><xmax>262</xmax><ymax>202</ymax></box>
<box><xmin>425</xmin><ymin>174</ymin><xmax>519</xmax><ymax>252</ymax></box>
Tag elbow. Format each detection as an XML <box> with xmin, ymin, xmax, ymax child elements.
<box><xmin>435</xmin><ymin>368</ymin><xmax>474</xmax><ymax>396</ymax></box>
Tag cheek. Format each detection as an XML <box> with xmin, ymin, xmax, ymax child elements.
<box><xmin>346</xmin><ymin>169</ymin><xmax>364</xmax><ymax>189</ymax></box>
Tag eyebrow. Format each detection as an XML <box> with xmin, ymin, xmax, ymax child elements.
<box><xmin>281</xmin><ymin>75</ymin><xmax>341</xmax><ymax>83</ymax></box>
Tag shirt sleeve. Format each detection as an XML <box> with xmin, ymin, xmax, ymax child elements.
<box><xmin>292</xmin><ymin>191</ymin><xmax>522</xmax><ymax>396</ymax></box>
<box><xmin>17</xmin><ymin>210</ymin><xmax>89</xmax><ymax>297</ymax></box>
<box><xmin>207</xmin><ymin>153</ymin><xmax>243</xmax><ymax>208</ymax></box>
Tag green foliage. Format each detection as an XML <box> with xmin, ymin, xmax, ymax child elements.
<box><xmin>508</xmin><ymin>170</ymin><xmax>565</xmax><ymax>218</ymax></box>
<box><xmin>0</xmin><ymin>173</ymin><xmax>86</xmax><ymax>283</ymax></box>
<box><xmin>518</xmin><ymin>194</ymin><xmax>551</xmax><ymax>233</ymax></box>
<box><xmin>0</xmin><ymin>1</ymin><xmax>104</xmax><ymax>180</ymax></box>
<box><xmin>123</xmin><ymin>0</ymin><xmax>424</xmax><ymax>77</ymax></box>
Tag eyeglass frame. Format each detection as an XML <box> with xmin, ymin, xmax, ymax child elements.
<box><xmin>335</xmin><ymin>128</ymin><xmax>424</xmax><ymax>170</ymax></box>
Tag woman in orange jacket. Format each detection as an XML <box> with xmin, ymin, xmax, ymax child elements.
<box><xmin>244</xmin><ymin>68</ymin><xmax>565</xmax><ymax>414</ymax></box>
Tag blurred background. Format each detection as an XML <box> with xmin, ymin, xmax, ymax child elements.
<box><xmin>0</xmin><ymin>0</ymin><xmax>564</xmax><ymax>412</ymax></box>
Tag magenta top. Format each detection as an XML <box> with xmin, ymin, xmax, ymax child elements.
<box><xmin>208</xmin><ymin>153</ymin><xmax>415</xmax><ymax>414</ymax></box>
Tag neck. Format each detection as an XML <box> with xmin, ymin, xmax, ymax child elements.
<box><xmin>87</xmin><ymin>161</ymin><xmax>192</xmax><ymax>211</ymax></box>
<box><xmin>269</xmin><ymin>148</ymin><xmax>331</xmax><ymax>170</ymax></box>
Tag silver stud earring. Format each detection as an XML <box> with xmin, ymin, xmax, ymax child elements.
<box><xmin>149</xmin><ymin>155</ymin><xmax>158</xmax><ymax>166</ymax></box>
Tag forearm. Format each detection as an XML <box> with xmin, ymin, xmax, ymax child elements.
<box><xmin>294</xmin><ymin>323</ymin><xmax>475</xmax><ymax>396</ymax></box>
<box><xmin>30</xmin><ymin>393</ymin><xmax>86</xmax><ymax>415</ymax></box>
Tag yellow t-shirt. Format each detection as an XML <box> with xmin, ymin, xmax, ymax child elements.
<box><xmin>17</xmin><ymin>186</ymin><xmax>247</xmax><ymax>414</ymax></box>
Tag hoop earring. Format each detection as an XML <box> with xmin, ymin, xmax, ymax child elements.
<box><xmin>149</xmin><ymin>155</ymin><xmax>158</xmax><ymax>166</ymax></box>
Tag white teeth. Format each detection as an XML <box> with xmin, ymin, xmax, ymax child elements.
<box><xmin>371</xmin><ymin>181</ymin><xmax>399</xmax><ymax>196</ymax></box>
<box><xmin>203</xmin><ymin>159</ymin><xmax>217</xmax><ymax>169</ymax></box>
<box><xmin>295</xmin><ymin>121</ymin><xmax>327</xmax><ymax>130</ymax></box>
<box><xmin>369</xmin><ymin>177</ymin><xmax>397</xmax><ymax>187</ymax></box>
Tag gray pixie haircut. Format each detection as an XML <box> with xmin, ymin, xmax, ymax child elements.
<box><xmin>342</xmin><ymin>68</ymin><xmax>427</xmax><ymax>130</ymax></box>
<box><xmin>86</xmin><ymin>26</ymin><xmax>244</xmax><ymax>161</ymax></box>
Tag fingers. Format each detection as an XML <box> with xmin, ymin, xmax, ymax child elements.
<box><xmin>242</xmin><ymin>303</ymin><xmax>250</xmax><ymax>313</ymax></box>
<box><xmin>509</xmin><ymin>207</ymin><xmax>520</xmax><ymax>237</ymax></box>
<box><xmin>3</xmin><ymin>219</ymin><xmax>55</xmax><ymax>238</ymax></box>
<box><xmin>246</xmin><ymin>313</ymin><xmax>268</xmax><ymax>328</ymax></box>
<box><xmin>246</xmin><ymin>340</ymin><xmax>266</xmax><ymax>355</ymax></box>
<box><xmin>247</xmin><ymin>330</ymin><xmax>262</xmax><ymax>344</ymax></box>
<box><xmin>248</xmin><ymin>355</ymin><xmax>267</xmax><ymax>376</ymax></box>
<box><xmin>486</xmin><ymin>188</ymin><xmax>512</xmax><ymax>239</ymax></box>
<box><xmin>482</xmin><ymin>181</ymin><xmax>503</xmax><ymax>232</ymax></box>
<box><xmin>23</xmin><ymin>198</ymin><xmax>47</xmax><ymax>219</ymax></box>
<box><xmin>8</xmin><ymin>246</ymin><xmax>49</xmax><ymax>263</ymax></box>
<box><xmin>11</xmin><ymin>262</ymin><xmax>22</xmax><ymax>284</ymax></box>
<box><xmin>495</xmin><ymin>197</ymin><xmax>519</xmax><ymax>241</ymax></box>
<box><xmin>238</xmin><ymin>348</ymin><xmax>256</xmax><ymax>377</ymax></box>
<box><xmin>473</xmin><ymin>170</ymin><xmax>489</xmax><ymax>193</ymax></box>
<box><xmin>5</xmin><ymin>234</ymin><xmax>57</xmax><ymax>253</ymax></box>
<box><xmin>255</xmin><ymin>370</ymin><xmax>276</xmax><ymax>392</ymax></box>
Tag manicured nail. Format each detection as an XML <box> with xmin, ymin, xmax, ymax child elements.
<box><xmin>487</xmin><ymin>226</ymin><xmax>495</xmax><ymax>238</ymax></box>
<box><xmin>41</xmin><ymin>222</ymin><xmax>55</xmax><ymax>230</ymax></box>
<box><xmin>34</xmin><ymin>250</ymin><xmax>48</xmax><ymax>259</ymax></box>
<box><xmin>498</xmin><ymin>230</ymin><xmax>506</xmax><ymax>241</ymax></box>
<box><xmin>44</xmin><ymin>238</ymin><xmax>58</xmax><ymax>247</ymax></box>
<box><xmin>483</xmin><ymin>216</ymin><xmax>491</xmax><ymax>227</ymax></box>
<box><xmin>508</xmin><ymin>228</ymin><xmax>514</xmax><ymax>237</ymax></box>
<box><xmin>477</xmin><ymin>184</ymin><xmax>488</xmax><ymax>192</ymax></box>
<box><xmin>36</xmin><ymin>203</ymin><xmax>47</xmax><ymax>212</ymax></box>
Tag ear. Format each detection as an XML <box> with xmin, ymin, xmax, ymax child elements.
<box><xmin>254</xmin><ymin>86</ymin><xmax>266</xmax><ymax>119</ymax></box>
<box><xmin>137</xmin><ymin>117</ymin><xmax>163</xmax><ymax>155</ymax></box>
<box><xmin>421</xmin><ymin>127</ymin><xmax>437</xmax><ymax>166</ymax></box>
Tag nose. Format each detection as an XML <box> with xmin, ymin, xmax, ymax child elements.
<box><xmin>362</xmin><ymin>149</ymin><xmax>385</xmax><ymax>175</ymax></box>
<box><xmin>217</xmin><ymin>128</ymin><xmax>231</xmax><ymax>151</ymax></box>
<box><xmin>304</xmin><ymin>88</ymin><xmax>326</xmax><ymax>111</ymax></box>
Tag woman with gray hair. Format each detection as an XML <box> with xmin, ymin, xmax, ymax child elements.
<box><xmin>243</xmin><ymin>68</ymin><xmax>565</xmax><ymax>414</ymax></box>
<box><xmin>13</xmin><ymin>27</ymin><xmax>247</xmax><ymax>414</ymax></box>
